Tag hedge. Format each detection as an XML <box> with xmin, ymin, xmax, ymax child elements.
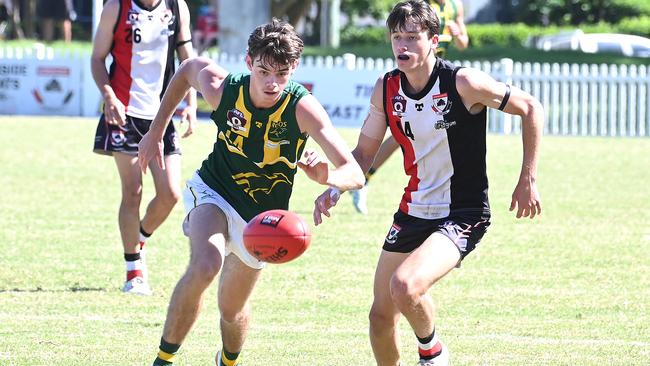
<box><xmin>342</xmin><ymin>18</ymin><xmax>650</xmax><ymax>48</ymax></box>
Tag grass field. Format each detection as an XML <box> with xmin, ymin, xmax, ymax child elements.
<box><xmin>0</xmin><ymin>116</ymin><xmax>649</xmax><ymax>365</ymax></box>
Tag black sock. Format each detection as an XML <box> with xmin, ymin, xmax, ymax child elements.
<box><xmin>140</xmin><ymin>223</ymin><xmax>152</xmax><ymax>238</ymax></box>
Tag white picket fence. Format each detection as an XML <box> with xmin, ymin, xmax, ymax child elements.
<box><xmin>1</xmin><ymin>46</ymin><xmax>649</xmax><ymax>137</ymax></box>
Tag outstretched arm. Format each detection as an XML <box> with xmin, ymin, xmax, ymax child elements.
<box><xmin>138</xmin><ymin>57</ymin><xmax>228</xmax><ymax>173</ymax></box>
<box><xmin>296</xmin><ymin>94</ymin><xmax>365</xmax><ymax>191</ymax></box>
<box><xmin>456</xmin><ymin>68</ymin><xmax>544</xmax><ymax>219</ymax></box>
<box><xmin>309</xmin><ymin>77</ymin><xmax>387</xmax><ymax>225</ymax></box>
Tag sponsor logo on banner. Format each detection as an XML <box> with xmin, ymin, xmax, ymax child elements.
<box><xmin>32</xmin><ymin>66</ymin><xmax>74</xmax><ymax>110</ymax></box>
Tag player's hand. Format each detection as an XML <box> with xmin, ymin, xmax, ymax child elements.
<box><xmin>179</xmin><ymin>105</ymin><xmax>197</xmax><ymax>138</ymax></box>
<box><xmin>297</xmin><ymin>150</ymin><xmax>329</xmax><ymax>185</ymax></box>
<box><xmin>510</xmin><ymin>176</ymin><xmax>542</xmax><ymax>219</ymax></box>
<box><xmin>313</xmin><ymin>187</ymin><xmax>340</xmax><ymax>226</ymax></box>
<box><xmin>104</xmin><ymin>96</ymin><xmax>127</xmax><ymax>126</ymax></box>
<box><xmin>138</xmin><ymin>131</ymin><xmax>165</xmax><ymax>174</ymax></box>
<box><xmin>447</xmin><ymin>20</ymin><xmax>461</xmax><ymax>37</ymax></box>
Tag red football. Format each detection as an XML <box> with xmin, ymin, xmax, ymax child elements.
<box><xmin>243</xmin><ymin>209</ymin><xmax>311</xmax><ymax>264</ymax></box>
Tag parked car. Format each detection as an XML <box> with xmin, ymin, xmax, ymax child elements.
<box><xmin>530</xmin><ymin>30</ymin><xmax>650</xmax><ymax>58</ymax></box>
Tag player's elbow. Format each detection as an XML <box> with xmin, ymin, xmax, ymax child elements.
<box><xmin>525</xmin><ymin>97</ymin><xmax>544</xmax><ymax>121</ymax></box>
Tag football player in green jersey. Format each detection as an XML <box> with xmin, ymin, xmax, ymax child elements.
<box><xmin>139</xmin><ymin>18</ymin><xmax>364</xmax><ymax>366</ymax></box>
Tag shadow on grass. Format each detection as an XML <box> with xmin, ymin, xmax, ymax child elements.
<box><xmin>0</xmin><ymin>286</ymin><xmax>107</xmax><ymax>293</ymax></box>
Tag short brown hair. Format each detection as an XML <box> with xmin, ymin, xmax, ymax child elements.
<box><xmin>247</xmin><ymin>18</ymin><xmax>304</xmax><ymax>68</ymax></box>
<box><xmin>387</xmin><ymin>0</ymin><xmax>439</xmax><ymax>38</ymax></box>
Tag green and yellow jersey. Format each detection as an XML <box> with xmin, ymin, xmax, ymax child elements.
<box><xmin>429</xmin><ymin>0</ymin><xmax>459</xmax><ymax>57</ymax></box>
<box><xmin>198</xmin><ymin>73</ymin><xmax>310</xmax><ymax>222</ymax></box>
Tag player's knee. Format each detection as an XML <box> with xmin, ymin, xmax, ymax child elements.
<box><xmin>159</xmin><ymin>188</ymin><xmax>182</xmax><ymax>208</ymax></box>
<box><xmin>369</xmin><ymin>306</ymin><xmax>396</xmax><ymax>332</ymax></box>
<box><xmin>220</xmin><ymin>302</ymin><xmax>250</xmax><ymax>324</ymax></box>
<box><xmin>389</xmin><ymin>275</ymin><xmax>420</xmax><ymax>309</ymax></box>
<box><xmin>121</xmin><ymin>186</ymin><xmax>143</xmax><ymax>208</ymax></box>
<box><xmin>187</xmin><ymin>250</ymin><xmax>223</xmax><ymax>285</ymax></box>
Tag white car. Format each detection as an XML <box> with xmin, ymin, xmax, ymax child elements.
<box><xmin>531</xmin><ymin>30</ymin><xmax>650</xmax><ymax>58</ymax></box>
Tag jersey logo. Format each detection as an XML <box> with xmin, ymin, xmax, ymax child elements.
<box><xmin>233</xmin><ymin>172</ymin><xmax>292</xmax><ymax>203</ymax></box>
<box><xmin>227</xmin><ymin>109</ymin><xmax>248</xmax><ymax>132</ymax></box>
<box><xmin>432</xmin><ymin>93</ymin><xmax>452</xmax><ymax>115</ymax></box>
<box><xmin>392</xmin><ymin>95</ymin><xmax>407</xmax><ymax>117</ymax></box>
<box><xmin>385</xmin><ymin>223</ymin><xmax>402</xmax><ymax>245</ymax></box>
<box><xmin>269</xmin><ymin>120</ymin><xmax>288</xmax><ymax>140</ymax></box>
<box><xmin>434</xmin><ymin>120</ymin><xmax>457</xmax><ymax>130</ymax></box>
<box><xmin>162</xmin><ymin>10</ymin><xmax>175</xmax><ymax>25</ymax></box>
<box><xmin>415</xmin><ymin>103</ymin><xmax>424</xmax><ymax>111</ymax></box>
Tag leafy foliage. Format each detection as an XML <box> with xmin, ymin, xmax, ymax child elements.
<box><xmin>513</xmin><ymin>0</ymin><xmax>650</xmax><ymax>25</ymax></box>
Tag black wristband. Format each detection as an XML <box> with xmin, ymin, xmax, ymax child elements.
<box><xmin>498</xmin><ymin>84</ymin><xmax>511</xmax><ymax>111</ymax></box>
<box><xmin>176</xmin><ymin>39</ymin><xmax>192</xmax><ymax>48</ymax></box>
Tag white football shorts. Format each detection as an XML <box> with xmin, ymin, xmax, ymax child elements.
<box><xmin>183</xmin><ymin>171</ymin><xmax>266</xmax><ymax>270</ymax></box>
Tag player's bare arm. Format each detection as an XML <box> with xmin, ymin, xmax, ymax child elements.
<box><xmin>175</xmin><ymin>0</ymin><xmax>197</xmax><ymax>137</ymax></box>
<box><xmin>312</xmin><ymin>77</ymin><xmax>385</xmax><ymax>225</ymax></box>
<box><xmin>449</xmin><ymin>0</ymin><xmax>469</xmax><ymax>50</ymax></box>
<box><xmin>296</xmin><ymin>94</ymin><xmax>364</xmax><ymax>191</ymax></box>
<box><xmin>138</xmin><ymin>57</ymin><xmax>228</xmax><ymax>173</ymax></box>
<box><xmin>456</xmin><ymin>68</ymin><xmax>544</xmax><ymax>219</ymax></box>
<box><xmin>352</xmin><ymin>76</ymin><xmax>387</xmax><ymax>173</ymax></box>
<box><xmin>90</xmin><ymin>0</ymin><xmax>125</xmax><ymax>126</ymax></box>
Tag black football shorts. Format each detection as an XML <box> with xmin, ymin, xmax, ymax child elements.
<box><xmin>383</xmin><ymin>210</ymin><xmax>491</xmax><ymax>259</ymax></box>
<box><xmin>93</xmin><ymin>114</ymin><xmax>180</xmax><ymax>156</ymax></box>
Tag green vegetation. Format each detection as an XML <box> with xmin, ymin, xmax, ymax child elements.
<box><xmin>0</xmin><ymin>116</ymin><xmax>649</xmax><ymax>365</ymax></box>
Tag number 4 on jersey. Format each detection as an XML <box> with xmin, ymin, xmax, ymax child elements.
<box><xmin>403</xmin><ymin>121</ymin><xmax>415</xmax><ymax>140</ymax></box>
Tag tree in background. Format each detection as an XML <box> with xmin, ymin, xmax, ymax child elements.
<box><xmin>513</xmin><ymin>0</ymin><xmax>650</xmax><ymax>26</ymax></box>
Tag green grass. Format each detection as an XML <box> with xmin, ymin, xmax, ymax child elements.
<box><xmin>0</xmin><ymin>116</ymin><xmax>649</xmax><ymax>365</ymax></box>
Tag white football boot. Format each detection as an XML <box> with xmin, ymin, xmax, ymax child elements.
<box><xmin>122</xmin><ymin>276</ymin><xmax>152</xmax><ymax>296</ymax></box>
<box><xmin>350</xmin><ymin>185</ymin><xmax>368</xmax><ymax>215</ymax></box>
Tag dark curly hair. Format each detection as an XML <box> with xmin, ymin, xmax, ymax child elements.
<box><xmin>247</xmin><ymin>18</ymin><xmax>304</xmax><ymax>68</ymax></box>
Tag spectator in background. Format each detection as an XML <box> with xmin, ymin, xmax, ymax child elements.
<box><xmin>349</xmin><ymin>0</ymin><xmax>469</xmax><ymax>215</ymax></box>
<box><xmin>192</xmin><ymin>4</ymin><xmax>218</xmax><ymax>54</ymax></box>
<box><xmin>38</xmin><ymin>0</ymin><xmax>76</xmax><ymax>42</ymax></box>
<box><xmin>0</xmin><ymin>0</ymin><xmax>24</xmax><ymax>39</ymax></box>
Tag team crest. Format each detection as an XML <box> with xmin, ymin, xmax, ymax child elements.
<box><xmin>385</xmin><ymin>223</ymin><xmax>402</xmax><ymax>245</ymax></box>
<box><xmin>126</xmin><ymin>10</ymin><xmax>140</xmax><ymax>25</ymax></box>
<box><xmin>111</xmin><ymin>129</ymin><xmax>126</xmax><ymax>146</ymax></box>
<box><xmin>432</xmin><ymin>93</ymin><xmax>452</xmax><ymax>115</ymax></box>
<box><xmin>392</xmin><ymin>95</ymin><xmax>407</xmax><ymax>117</ymax></box>
<box><xmin>226</xmin><ymin>109</ymin><xmax>248</xmax><ymax>132</ymax></box>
